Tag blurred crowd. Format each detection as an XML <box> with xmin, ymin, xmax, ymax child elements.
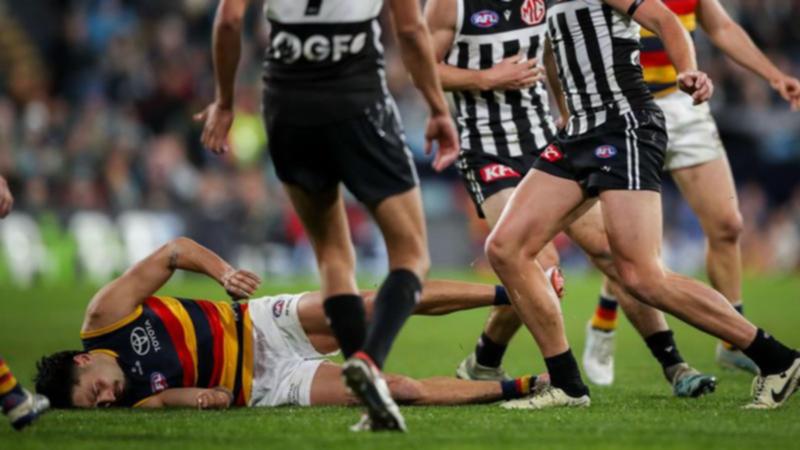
<box><xmin>0</xmin><ymin>0</ymin><xmax>798</xmax><ymax>283</ymax></box>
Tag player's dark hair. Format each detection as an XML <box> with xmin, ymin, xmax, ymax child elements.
<box><xmin>34</xmin><ymin>350</ymin><xmax>82</xmax><ymax>408</ymax></box>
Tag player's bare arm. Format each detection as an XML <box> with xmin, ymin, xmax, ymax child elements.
<box><xmin>543</xmin><ymin>39</ymin><xmax>568</xmax><ymax>127</ymax></box>
<box><xmin>606</xmin><ymin>0</ymin><xmax>712</xmax><ymax>104</ymax></box>
<box><xmin>389</xmin><ymin>0</ymin><xmax>460</xmax><ymax>171</ymax></box>
<box><xmin>81</xmin><ymin>238</ymin><xmax>261</xmax><ymax>334</ymax></box>
<box><xmin>425</xmin><ymin>0</ymin><xmax>542</xmax><ymax>92</ymax></box>
<box><xmin>137</xmin><ymin>387</ymin><xmax>234</xmax><ymax>410</ymax></box>
<box><xmin>0</xmin><ymin>175</ymin><xmax>13</xmax><ymax>218</ymax></box>
<box><xmin>697</xmin><ymin>0</ymin><xmax>800</xmax><ymax>110</ymax></box>
<box><xmin>194</xmin><ymin>0</ymin><xmax>252</xmax><ymax>154</ymax></box>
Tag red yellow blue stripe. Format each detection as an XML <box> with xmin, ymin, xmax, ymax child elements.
<box><xmin>640</xmin><ymin>0</ymin><xmax>699</xmax><ymax>95</ymax></box>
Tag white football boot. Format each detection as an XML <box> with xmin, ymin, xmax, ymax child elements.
<box><xmin>582</xmin><ymin>322</ymin><xmax>616</xmax><ymax>386</ymax></box>
<box><xmin>500</xmin><ymin>385</ymin><xmax>590</xmax><ymax>410</ymax></box>
<box><xmin>745</xmin><ymin>355</ymin><xmax>800</xmax><ymax>410</ymax></box>
<box><xmin>342</xmin><ymin>352</ymin><xmax>406</xmax><ymax>432</ymax></box>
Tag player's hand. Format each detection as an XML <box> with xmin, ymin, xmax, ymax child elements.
<box><xmin>424</xmin><ymin>113</ymin><xmax>460</xmax><ymax>172</ymax></box>
<box><xmin>196</xmin><ymin>387</ymin><xmax>232</xmax><ymax>410</ymax></box>
<box><xmin>677</xmin><ymin>71</ymin><xmax>713</xmax><ymax>105</ymax></box>
<box><xmin>221</xmin><ymin>269</ymin><xmax>261</xmax><ymax>301</ymax></box>
<box><xmin>770</xmin><ymin>74</ymin><xmax>800</xmax><ymax>111</ymax></box>
<box><xmin>194</xmin><ymin>101</ymin><xmax>234</xmax><ymax>154</ymax></box>
<box><xmin>0</xmin><ymin>176</ymin><xmax>13</xmax><ymax>219</ymax></box>
<box><xmin>481</xmin><ymin>55</ymin><xmax>544</xmax><ymax>91</ymax></box>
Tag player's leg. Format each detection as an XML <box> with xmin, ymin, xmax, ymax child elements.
<box><xmin>298</xmin><ymin>280</ymin><xmax>510</xmax><ymax>355</ymax></box>
<box><xmin>486</xmin><ymin>169</ymin><xmax>592</xmax><ymax>408</ymax></box>
<box><xmin>284</xmin><ymin>184</ymin><xmax>367</xmax><ymax>361</ymax></box>
<box><xmin>1</xmin><ymin>357</ymin><xmax>49</xmax><ymax>430</ymax></box>
<box><xmin>567</xmin><ymin>204</ymin><xmax>715</xmax><ymax>396</ymax></box>
<box><xmin>671</xmin><ymin>156</ymin><xmax>757</xmax><ymax>373</ymax></box>
<box><xmin>457</xmin><ymin>188</ymin><xmax>562</xmax><ymax>381</ymax></box>
<box><xmin>361</xmin><ymin>187</ymin><xmax>429</xmax><ymax>369</ymax></box>
<box><xmin>600</xmin><ymin>190</ymin><xmax>799</xmax><ymax>408</ymax></box>
<box><xmin>309</xmin><ymin>362</ymin><xmax>545</xmax><ymax>407</ymax></box>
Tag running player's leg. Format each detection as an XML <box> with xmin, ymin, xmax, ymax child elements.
<box><xmin>568</xmin><ymin>204</ymin><xmax>715</xmax><ymax>396</ymax></box>
<box><xmin>1</xmin><ymin>357</ymin><xmax>49</xmax><ymax>430</ymax></box>
<box><xmin>458</xmin><ymin>188</ymin><xmax>561</xmax><ymax>380</ymax></box>
<box><xmin>486</xmin><ymin>169</ymin><xmax>592</xmax><ymax>408</ymax></box>
<box><xmin>362</xmin><ymin>188</ymin><xmax>429</xmax><ymax>369</ymax></box>
<box><xmin>671</xmin><ymin>155</ymin><xmax>756</xmax><ymax>373</ymax></box>
<box><xmin>284</xmin><ymin>184</ymin><xmax>367</xmax><ymax>360</ymax></box>
<box><xmin>600</xmin><ymin>190</ymin><xmax>799</xmax><ymax>408</ymax></box>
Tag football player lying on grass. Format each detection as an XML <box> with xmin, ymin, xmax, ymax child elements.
<box><xmin>35</xmin><ymin>238</ymin><xmax>553</xmax><ymax>410</ymax></box>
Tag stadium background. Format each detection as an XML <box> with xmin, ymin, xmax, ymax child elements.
<box><xmin>0</xmin><ymin>0</ymin><xmax>799</xmax><ymax>287</ymax></box>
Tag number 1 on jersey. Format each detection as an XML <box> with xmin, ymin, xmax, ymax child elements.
<box><xmin>305</xmin><ymin>0</ymin><xmax>323</xmax><ymax>16</ymax></box>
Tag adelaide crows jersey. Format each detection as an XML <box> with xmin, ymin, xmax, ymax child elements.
<box><xmin>640</xmin><ymin>0</ymin><xmax>698</xmax><ymax>96</ymax></box>
<box><xmin>262</xmin><ymin>0</ymin><xmax>389</xmax><ymax>125</ymax></box>
<box><xmin>81</xmin><ymin>297</ymin><xmax>253</xmax><ymax>407</ymax></box>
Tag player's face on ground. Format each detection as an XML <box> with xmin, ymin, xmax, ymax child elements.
<box><xmin>70</xmin><ymin>354</ymin><xmax>126</xmax><ymax>408</ymax></box>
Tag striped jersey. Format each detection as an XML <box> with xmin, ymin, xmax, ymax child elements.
<box><xmin>81</xmin><ymin>296</ymin><xmax>254</xmax><ymax>407</ymax></box>
<box><xmin>546</xmin><ymin>0</ymin><xmax>655</xmax><ymax>136</ymax></box>
<box><xmin>444</xmin><ymin>0</ymin><xmax>557</xmax><ymax>157</ymax></box>
<box><xmin>262</xmin><ymin>0</ymin><xmax>389</xmax><ymax>124</ymax></box>
<box><xmin>641</xmin><ymin>0</ymin><xmax>698</xmax><ymax>95</ymax></box>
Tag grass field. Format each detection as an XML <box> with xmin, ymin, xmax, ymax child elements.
<box><xmin>1</xmin><ymin>272</ymin><xmax>799</xmax><ymax>450</ymax></box>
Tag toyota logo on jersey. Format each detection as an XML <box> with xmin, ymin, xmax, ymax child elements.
<box><xmin>480</xmin><ymin>164</ymin><xmax>521</xmax><ymax>183</ymax></box>
<box><xmin>521</xmin><ymin>0</ymin><xmax>546</xmax><ymax>25</ymax></box>
<box><xmin>471</xmin><ymin>10</ymin><xmax>500</xmax><ymax>28</ymax></box>
<box><xmin>541</xmin><ymin>144</ymin><xmax>564</xmax><ymax>162</ymax></box>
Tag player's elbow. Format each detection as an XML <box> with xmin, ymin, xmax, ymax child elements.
<box><xmin>216</xmin><ymin>0</ymin><xmax>246</xmax><ymax>30</ymax></box>
<box><xmin>394</xmin><ymin>21</ymin><xmax>427</xmax><ymax>45</ymax></box>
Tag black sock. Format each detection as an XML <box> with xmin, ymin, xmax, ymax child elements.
<box><xmin>475</xmin><ymin>332</ymin><xmax>507</xmax><ymax>368</ymax></box>
<box><xmin>544</xmin><ymin>350</ymin><xmax>589</xmax><ymax>397</ymax></box>
<box><xmin>494</xmin><ymin>285</ymin><xmax>511</xmax><ymax>305</ymax></box>
<box><xmin>743</xmin><ymin>329</ymin><xmax>797</xmax><ymax>376</ymax></box>
<box><xmin>362</xmin><ymin>269</ymin><xmax>422</xmax><ymax>369</ymax></box>
<box><xmin>644</xmin><ymin>330</ymin><xmax>685</xmax><ymax>370</ymax></box>
<box><xmin>323</xmin><ymin>294</ymin><xmax>367</xmax><ymax>359</ymax></box>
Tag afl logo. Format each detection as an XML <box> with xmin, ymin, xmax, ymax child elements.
<box><xmin>595</xmin><ymin>145</ymin><xmax>618</xmax><ymax>159</ymax></box>
<box><xmin>150</xmin><ymin>372</ymin><xmax>168</xmax><ymax>393</ymax></box>
<box><xmin>130</xmin><ymin>327</ymin><xmax>150</xmax><ymax>356</ymax></box>
<box><xmin>272</xmin><ymin>299</ymin><xmax>286</xmax><ymax>318</ymax></box>
<box><xmin>471</xmin><ymin>10</ymin><xmax>499</xmax><ymax>28</ymax></box>
<box><xmin>521</xmin><ymin>0</ymin><xmax>546</xmax><ymax>26</ymax></box>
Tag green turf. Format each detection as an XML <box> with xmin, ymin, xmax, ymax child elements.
<box><xmin>1</xmin><ymin>272</ymin><xmax>799</xmax><ymax>449</ymax></box>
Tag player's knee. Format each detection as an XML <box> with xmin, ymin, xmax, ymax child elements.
<box><xmin>708</xmin><ymin>211</ymin><xmax>743</xmax><ymax>245</ymax></box>
<box><xmin>485</xmin><ymin>231</ymin><xmax>516</xmax><ymax>271</ymax></box>
<box><xmin>385</xmin><ymin>375</ymin><xmax>424</xmax><ymax>404</ymax></box>
<box><xmin>616</xmin><ymin>263</ymin><xmax>666</xmax><ymax>305</ymax></box>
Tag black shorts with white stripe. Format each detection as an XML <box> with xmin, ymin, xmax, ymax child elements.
<box><xmin>533</xmin><ymin>108</ymin><xmax>667</xmax><ymax>196</ymax></box>
<box><xmin>264</xmin><ymin>98</ymin><xmax>418</xmax><ymax>207</ymax></box>
<box><xmin>456</xmin><ymin>147</ymin><xmax>540</xmax><ymax>218</ymax></box>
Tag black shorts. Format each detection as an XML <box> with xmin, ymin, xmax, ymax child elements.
<box><xmin>264</xmin><ymin>99</ymin><xmax>418</xmax><ymax>207</ymax></box>
<box><xmin>456</xmin><ymin>146</ymin><xmax>540</xmax><ymax>218</ymax></box>
<box><xmin>533</xmin><ymin>109</ymin><xmax>668</xmax><ymax>196</ymax></box>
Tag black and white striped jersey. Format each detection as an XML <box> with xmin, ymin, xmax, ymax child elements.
<box><xmin>444</xmin><ymin>0</ymin><xmax>557</xmax><ymax>157</ymax></box>
<box><xmin>262</xmin><ymin>0</ymin><xmax>389</xmax><ymax>124</ymax></box>
<box><xmin>546</xmin><ymin>0</ymin><xmax>655</xmax><ymax>136</ymax></box>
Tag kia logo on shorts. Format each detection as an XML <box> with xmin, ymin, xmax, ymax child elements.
<box><xmin>480</xmin><ymin>164</ymin><xmax>521</xmax><ymax>183</ymax></box>
<box><xmin>594</xmin><ymin>145</ymin><xmax>618</xmax><ymax>159</ymax></box>
<box><xmin>471</xmin><ymin>10</ymin><xmax>499</xmax><ymax>28</ymax></box>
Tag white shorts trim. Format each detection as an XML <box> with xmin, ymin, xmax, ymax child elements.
<box><xmin>247</xmin><ymin>293</ymin><xmax>332</xmax><ymax>407</ymax></box>
<box><xmin>658</xmin><ymin>91</ymin><xmax>726</xmax><ymax>171</ymax></box>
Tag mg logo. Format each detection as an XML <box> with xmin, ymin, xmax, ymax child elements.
<box><xmin>521</xmin><ymin>0</ymin><xmax>546</xmax><ymax>25</ymax></box>
<box><xmin>130</xmin><ymin>327</ymin><xmax>150</xmax><ymax>356</ymax></box>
